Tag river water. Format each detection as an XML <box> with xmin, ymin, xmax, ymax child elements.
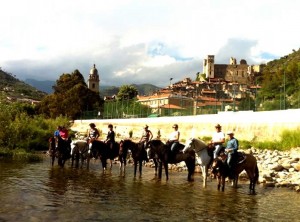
<box><xmin>0</xmin><ymin>157</ymin><xmax>299</xmax><ymax>222</ymax></box>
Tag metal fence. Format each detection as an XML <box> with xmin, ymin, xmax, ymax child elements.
<box><xmin>81</xmin><ymin>98</ymin><xmax>257</xmax><ymax>119</ymax></box>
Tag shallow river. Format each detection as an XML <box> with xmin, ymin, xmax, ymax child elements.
<box><xmin>0</xmin><ymin>157</ymin><xmax>299</xmax><ymax>222</ymax></box>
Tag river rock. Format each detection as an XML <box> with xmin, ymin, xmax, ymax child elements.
<box><xmin>281</xmin><ymin>162</ymin><xmax>292</xmax><ymax>170</ymax></box>
<box><xmin>264</xmin><ymin>182</ymin><xmax>276</xmax><ymax>187</ymax></box>
<box><xmin>289</xmin><ymin>168</ymin><xmax>295</xmax><ymax>173</ymax></box>
<box><xmin>293</xmin><ymin>163</ymin><xmax>300</xmax><ymax>171</ymax></box>
<box><xmin>271</xmin><ymin>164</ymin><xmax>284</xmax><ymax>171</ymax></box>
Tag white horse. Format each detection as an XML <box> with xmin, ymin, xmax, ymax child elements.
<box><xmin>183</xmin><ymin>138</ymin><xmax>211</xmax><ymax>188</ymax></box>
<box><xmin>71</xmin><ymin>138</ymin><xmax>89</xmax><ymax>168</ymax></box>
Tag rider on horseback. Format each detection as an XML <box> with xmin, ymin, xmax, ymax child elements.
<box><xmin>54</xmin><ymin>125</ymin><xmax>62</xmax><ymax>148</ymax></box>
<box><xmin>139</xmin><ymin>125</ymin><xmax>153</xmax><ymax>162</ymax></box>
<box><xmin>225</xmin><ymin>131</ymin><xmax>239</xmax><ymax>179</ymax></box>
<box><xmin>139</xmin><ymin>125</ymin><xmax>153</xmax><ymax>145</ymax></box>
<box><xmin>57</xmin><ymin>126</ymin><xmax>71</xmax><ymax>159</ymax></box>
<box><xmin>88</xmin><ymin>123</ymin><xmax>100</xmax><ymax>154</ymax></box>
<box><xmin>105</xmin><ymin>124</ymin><xmax>115</xmax><ymax>149</ymax></box>
<box><xmin>105</xmin><ymin>124</ymin><xmax>116</xmax><ymax>168</ymax></box>
<box><xmin>167</xmin><ymin>124</ymin><xmax>180</xmax><ymax>157</ymax></box>
<box><xmin>210</xmin><ymin>124</ymin><xmax>225</xmax><ymax>159</ymax></box>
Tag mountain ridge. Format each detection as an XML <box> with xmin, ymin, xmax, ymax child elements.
<box><xmin>0</xmin><ymin>69</ymin><xmax>47</xmax><ymax>101</ymax></box>
<box><xmin>24</xmin><ymin>79</ymin><xmax>161</xmax><ymax>96</ymax></box>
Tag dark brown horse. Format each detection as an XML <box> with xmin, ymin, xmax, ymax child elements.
<box><xmin>48</xmin><ymin>137</ymin><xmax>56</xmax><ymax>166</ymax></box>
<box><xmin>57</xmin><ymin>136</ymin><xmax>71</xmax><ymax>167</ymax></box>
<box><xmin>120</xmin><ymin>139</ymin><xmax>147</xmax><ymax>177</ymax></box>
<box><xmin>148</xmin><ymin>140</ymin><xmax>195</xmax><ymax>181</ymax></box>
<box><xmin>48</xmin><ymin>136</ymin><xmax>71</xmax><ymax>167</ymax></box>
<box><xmin>89</xmin><ymin>140</ymin><xmax>120</xmax><ymax>170</ymax></box>
<box><xmin>211</xmin><ymin>152</ymin><xmax>259</xmax><ymax>194</ymax></box>
<box><xmin>118</xmin><ymin>140</ymin><xmax>129</xmax><ymax>173</ymax></box>
<box><xmin>211</xmin><ymin>158</ymin><xmax>230</xmax><ymax>192</ymax></box>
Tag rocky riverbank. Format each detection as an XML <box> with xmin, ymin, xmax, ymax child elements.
<box><xmin>144</xmin><ymin>147</ymin><xmax>300</xmax><ymax>192</ymax></box>
<box><xmin>252</xmin><ymin>147</ymin><xmax>300</xmax><ymax>192</ymax></box>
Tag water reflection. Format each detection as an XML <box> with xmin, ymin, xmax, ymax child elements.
<box><xmin>0</xmin><ymin>158</ymin><xmax>299</xmax><ymax>221</ymax></box>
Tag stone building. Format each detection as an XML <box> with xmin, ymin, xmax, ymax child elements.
<box><xmin>203</xmin><ymin>55</ymin><xmax>262</xmax><ymax>84</ymax></box>
<box><xmin>88</xmin><ymin>64</ymin><xmax>100</xmax><ymax>93</ymax></box>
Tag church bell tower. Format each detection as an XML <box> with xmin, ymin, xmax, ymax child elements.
<box><xmin>88</xmin><ymin>64</ymin><xmax>100</xmax><ymax>93</ymax></box>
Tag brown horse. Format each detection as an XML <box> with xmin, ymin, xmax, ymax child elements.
<box><xmin>120</xmin><ymin>139</ymin><xmax>147</xmax><ymax>177</ymax></box>
<box><xmin>118</xmin><ymin>140</ymin><xmax>129</xmax><ymax>173</ymax></box>
<box><xmin>212</xmin><ymin>152</ymin><xmax>259</xmax><ymax>194</ymax></box>
<box><xmin>148</xmin><ymin>140</ymin><xmax>195</xmax><ymax>181</ymax></box>
<box><xmin>89</xmin><ymin>140</ymin><xmax>120</xmax><ymax>170</ymax></box>
<box><xmin>48</xmin><ymin>136</ymin><xmax>71</xmax><ymax>167</ymax></box>
<box><xmin>211</xmin><ymin>158</ymin><xmax>230</xmax><ymax>192</ymax></box>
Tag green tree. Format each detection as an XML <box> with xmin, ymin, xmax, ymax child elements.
<box><xmin>36</xmin><ymin>70</ymin><xmax>103</xmax><ymax>119</ymax></box>
<box><xmin>259</xmin><ymin>49</ymin><xmax>300</xmax><ymax>110</ymax></box>
<box><xmin>116</xmin><ymin>85</ymin><xmax>138</xmax><ymax>100</ymax></box>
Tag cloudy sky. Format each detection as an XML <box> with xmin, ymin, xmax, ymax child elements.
<box><xmin>0</xmin><ymin>0</ymin><xmax>299</xmax><ymax>87</ymax></box>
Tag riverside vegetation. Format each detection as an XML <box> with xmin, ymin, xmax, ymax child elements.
<box><xmin>0</xmin><ymin>102</ymin><xmax>71</xmax><ymax>161</ymax></box>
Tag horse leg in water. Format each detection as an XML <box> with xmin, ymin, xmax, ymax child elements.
<box><xmin>138</xmin><ymin>159</ymin><xmax>143</xmax><ymax>177</ymax></box>
<box><xmin>201</xmin><ymin>165</ymin><xmax>208</xmax><ymax>187</ymax></box>
<box><xmin>246</xmin><ymin>166</ymin><xmax>258</xmax><ymax>195</ymax></box>
<box><xmin>119</xmin><ymin>156</ymin><xmax>126</xmax><ymax>174</ymax></box>
<box><xmin>217</xmin><ymin>174</ymin><xmax>221</xmax><ymax>191</ymax></box>
<box><xmin>158</xmin><ymin>161</ymin><xmax>163</xmax><ymax>180</ymax></box>
<box><xmin>51</xmin><ymin>155</ymin><xmax>55</xmax><ymax>166</ymax></box>
<box><xmin>109</xmin><ymin>159</ymin><xmax>113</xmax><ymax>170</ymax></box>
<box><xmin>133</xmin><ymin>159</ymin><xmax>138</xmax><ymax>177</ymax></box>
<box><xmin>50</xmin><ymin>150</ymin><xmax>56</xmax><ymax>166</ymax></box>
<box><xmin>119</xmin><ymin>159</ymin><xmax>123</xmax><ymax>172</ymax></box>
<box><xmin>216</xmin><ymin>175</ymin><xmax>226</xmax><ymax>191</ymax></box>
<box><xmin>101</xmin><ymin>156</ymin><xmax>107</xmax><ymax>171</ymax></box>
<box><xmin>153</xmin><ymin>159</ymin><xmax>158</xmax><ymax>176</ymax></box>
<box><xmin>122</xmin><ymin>157</ymin><xmax>126</xmax><ymax>174</ymax></box>
<box><xmin>163</xmin><ymin>161</ymin><xmax>169</xmax><ymax>181</ymax></box>
<box><xmin>185</xmin><ymin>156</ymin><xmax>195</xmax><ymax>182</ymax></box>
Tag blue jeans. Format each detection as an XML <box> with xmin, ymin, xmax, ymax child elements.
<box><xmin>213</xmin><ymin>144</ymin><xmax>223</xmax><ymax>159</ymax></box>
<box><xmin>227</xmin><ymin>152</ymin><xmax>237</xmax><ymax>169</ymax></box>
<box><xmin>171</xmin><ymin>142</ymin><xmax>179</xmax><ymax>153</ymax></box>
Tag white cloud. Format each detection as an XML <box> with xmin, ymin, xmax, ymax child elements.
<box><xmin>0</xmin><ymin>0</ymin><xmax>299</xmax><ymax>87</ymax></box>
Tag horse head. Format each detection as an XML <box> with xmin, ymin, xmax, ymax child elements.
<box><xmin>147</xmin><ymin>140</ymin><xmax>165</xmax><ymax>158</ymax></box>
<box><xmin>183</xmin><ymin>138</ymin><xmax>208</xmax><ymax>154</ymax></box>
<box><xmin>183</xmin><ymin>138</ymin><xmax>195</xmax><ymax>153</ymax></box>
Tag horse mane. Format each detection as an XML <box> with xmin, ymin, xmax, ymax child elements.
<box><xmin>190</xmin><ymin>138</ymin><xmax>208</xmax><ymax>152</ymax></box>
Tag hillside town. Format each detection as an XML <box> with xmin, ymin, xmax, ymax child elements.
<box><xmin>101</xmin><ymin>55</ymin><xmax>264</xmax><ymax>116</ymax></box>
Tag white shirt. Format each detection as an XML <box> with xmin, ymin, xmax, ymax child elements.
<box><xmin>169</xmin><ymin>131</ymin><xmax>180</xmax><ymax>141</ymax></box>
<box><xmin>212</xmin><ymin>131</ymin><xmax>225</xmax><ymax>143</ymax></box>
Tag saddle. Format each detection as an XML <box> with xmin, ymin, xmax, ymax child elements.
<box><xmin>166</xmin><ymin>142</ymin><xmax>184</xmax><ymax>153</ymax></box>
<box><xmin>218</xmin><ymin>151</ymin><xmax>246</xmax><ymax>165</ymax></box>
<box><xmin>236</xmin><ymin>152</ymin><xmax>247</xmax><ymax>164</ymax></box>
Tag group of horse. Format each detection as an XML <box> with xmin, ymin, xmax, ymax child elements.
<box><xmin>48</xmin><ymin>137</ymin><xmax>259</xmax><ymax>195</ymax></box>
<box><xmin>48</xmin><ymin>137</ymin><xmax>148</xmax><ymax>176</ymax></box>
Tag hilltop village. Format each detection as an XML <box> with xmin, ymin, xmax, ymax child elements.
<box><xmin>136</xmin><ymin>55</ymin><xmax>263</xmax><ymax>115</ymax></box>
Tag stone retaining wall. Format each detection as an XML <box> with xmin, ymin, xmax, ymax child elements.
<box><xmin>71</xmin><ymin>109</ymin><xmax>300</xmax><ymax>142</ymax></box>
